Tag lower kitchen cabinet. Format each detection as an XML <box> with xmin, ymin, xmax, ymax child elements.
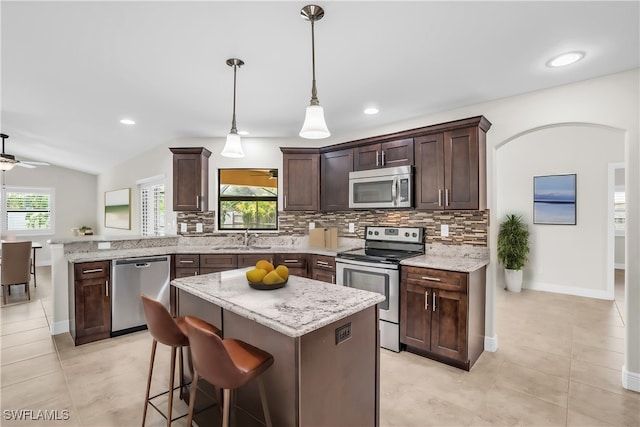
<box><xmin>310</xmin><ymin>254</ymin><xmax>336</xmax><ymax>283</ymax></box>
<box><xmin>175</xmin><ymin>254</ymin><xmax>200</xmax><ymax>278</ymax></box>
<box><xmin>400</xmin><ymin>265</ymin><xmax>486</xmax><ymax>370</ymax></box>
<box><xmin>274</xmin><ymin>253</ymin><xmax>308</xmax><ymax>278</ymax></box>
<box><xmin>201</xmin><ymin>254</ymin><xmax>237</xmax><ymax>274</ymax></box>
<box><xmin>71</xmin><ymin>261</ymin><xmax>111</xmax><ymax>345</ymax></box>
<box><xmin>237</xmin><ymin>253</ymin><xmax>273</xmax><ymax>268</ymax></box>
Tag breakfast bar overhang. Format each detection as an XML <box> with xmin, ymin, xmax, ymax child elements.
<box><xmin>171</xmin><ymin>268</ymin><xmax>385</xmax><ymax>427</ymax></box>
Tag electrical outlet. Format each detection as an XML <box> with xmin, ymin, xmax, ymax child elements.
<box><xmin>309</xmin><ymin>222</ymin><xmax>315</xmax><ymax>230</ymax></box>
<box><xmin>348</xmin><ymin>223</ymin><xmax>355</xmax><ymax>233</ymax></box>
<box><xmin>180</xmin><ymin>223</ymin><xmax>187</xmax><ymax>233</ymax></box>
<box><xmin>97</xmin><ymin>242</ymin><xmax>111</xmax><ymax>250</ymax></box>
<box><xmin>196</xmin><ymin>223</ymin><xmax>203</xmax><ymax>233</ymax></box>
<box><xmin>441</xmin><ymin>224</ymin><xmax>449</xmax><ymax>237</ymax></box>
<box><xmin>335</xmin><ymin>322</ymin><xmax>352</xmax><ymax>345</ymax></box>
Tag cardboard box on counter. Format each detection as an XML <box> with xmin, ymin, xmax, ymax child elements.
<box><xmin>309</xmin><ymin>227</ymin><xmax>338</xmax><ymax>249</ymax></box>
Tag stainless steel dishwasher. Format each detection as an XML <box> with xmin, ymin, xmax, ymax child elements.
<box><xmin>111</xmin><ymin>255</ymin><xmax>171</xmax><ymax>335</ymax></box>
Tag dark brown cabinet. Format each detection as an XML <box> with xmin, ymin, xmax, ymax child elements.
<box><xmin>309</xmin><ymin>254</ymin><xmax>336</xmax><ymax>283</ymax></box>
<box><xmin>174</xmin><ymin>254</ymin><xmax>200</xmax><ymax>278</ymax></box>
<box><xmin>414</xmin><ymin>121</ymin><xmax>488</xmax><ymax>210</ymax></box>
<box><xmin>237</xmin><ymin>253</ymin><xmax>273</xmax><ymax>268</ymax></box>
<box><xmin>72</xmin><ymin>261</ymin><xmax>111</xmax><ymax>345</ymax></box>
<box><xmin>353</xmin><ymin>139</ymin><xmax>414</xmax><ymax>171</ymax></box>
<box><xmin>170</xmin><ymin>147</ymin><xmax>211</xmax><ymax>211</ymax></box>
<box><xmin>274</xmin><ymin>253</ymin><xmax>308</xmax><ymax>278</ymax></box>
<box><xmin>281</xmin><ymin>149</ymin><xmax>320</xmax><ymax>211</ymax></box>
<box><xmin>321</xmin><ymin>149</ymin><xmax>353</xmax><ymax>211</ymax></box>
<box><xmin>400</xmin><ymin>265</ymin><xmax>485</xmax><ymax>370</ymax></box>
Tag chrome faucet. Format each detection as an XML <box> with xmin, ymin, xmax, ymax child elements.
<box><xmin>244</xmin><ymin>229</ymin><xmax>259</xmax><ymax>246</ymax></box>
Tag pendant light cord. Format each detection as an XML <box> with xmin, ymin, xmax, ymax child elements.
<box><xmin>310</xmin><ymin>19</ymin><xmax>319</xmax><ymax>106</ymax></box>
<box><xmin>231</xmin><ymin>63</ymin><xmax>238</xmax><ymax>133</ymax></box>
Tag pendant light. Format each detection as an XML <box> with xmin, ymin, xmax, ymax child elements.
<box><xmin>299</xmin><ymin>4</ymin><xmax>330</xmax><ymax>139</ymax></box>
<box><xmin>221</xmin><ymin>58</ymin><xmax>245</xmax><ymax>158</ymax></box>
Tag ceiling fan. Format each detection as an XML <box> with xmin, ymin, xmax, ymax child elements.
<box><xmin>0</xmin><ymin>133</ymin><xmax>50</xmax><ymax>170</ymax></box>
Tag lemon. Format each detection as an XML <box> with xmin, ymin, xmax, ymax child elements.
<box><xmin>275</xmin><ymin>265</ymin><xmax>289</xmax><ymax>280</ymax></box>
<box><xmin>255</xmin><ymin>259</ymin><xmax>275</xmax><ymax>272</ymax></box>
<box><xmin>263</xmin><ymin>270</ymin><xmax>285</xmax><ymax>285</ymax></box>
<box><xmin>246</xmin><ymin>268</ymin><xmax>268</xmax><ymax>283</ymax></box>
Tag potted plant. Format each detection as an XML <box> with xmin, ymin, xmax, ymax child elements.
<box><xmin>79</xmin><ymin>226</ymin><xmax>93</xmax><ymax>236</ymax></box>
<box><xmin>497</xmin><ymin>214</ymin><xmax>530</xmax><ymax>292</ymax></box>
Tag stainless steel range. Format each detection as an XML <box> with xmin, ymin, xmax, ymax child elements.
<box><xmin>336</xmin><ymin>226</ymin><xmax>424</xmax><ymax>352</ymax></box>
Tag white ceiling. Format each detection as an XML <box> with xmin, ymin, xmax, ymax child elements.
<box><xmin>1</xmin><ymin>1</ymin><xmax>638</xmax><ymax>175</ymax></box>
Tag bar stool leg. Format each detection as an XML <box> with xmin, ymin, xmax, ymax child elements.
<box><xmin>186</xmin><ymin>371</ymin><xmax>199</xmax><ymax>427</ymax></box>
<box><xmin>178</xmin><ymin>347</ymin><xmax>184</xmax><ymax>400</ymax></box>
<box><xmin>142</xmin><ymin>340</ymin><xmax>158</xmax><ymax>427</ymax></box>
<box><xmin>257</xmin><ymin>377</ymin><xmax>272</xmax><ymax>427</ymax></box>
<box><xmin>222</xmin><ymin>389</ymin><xmax>231</xmax><ymax>427</ymax></box>
<box><xmin>166</xmin><ymin>346</ymin><xmax>177</xmax><ymax>427</ymax></box>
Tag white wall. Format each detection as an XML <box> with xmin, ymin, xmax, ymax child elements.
<box><xmin>3</xmin><ymin>164</ymin><xmax>97</xmax><ymax>265</ymax></box>
<box><xmin>497</xmin><ymin>125</ymin><xmax>624</xmax><ymax>298</ymax></box>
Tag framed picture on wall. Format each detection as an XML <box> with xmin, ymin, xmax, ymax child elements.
<box><xmin>105</xmin><ymin>188</ymin><xmax>131</xmax><ymax>229</ymax></box>
<box><xmin>533</xmin><ymin>174</ymin><xmax>576</xmax><ymax>225</ymax></box>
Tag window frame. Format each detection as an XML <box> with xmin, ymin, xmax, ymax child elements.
<box><xmin>2</xmin><ymin>186</ymin><xmax>55</xmax><ymax>236</ymax></box>
<box><xmin>217</xmin><ymin>169</ymin><xmax>278</xmax><ymax>231</ymax></box>
<box><xmin>138</xmin><ymin>176</ymin><xmax>165</xmax><ymax>237</ymax></box>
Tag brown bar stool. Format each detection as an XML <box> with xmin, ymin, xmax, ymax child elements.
<box><xmin>141</xmin><ymin>295</ymin><xmax>191</xmax><ymax>427</ymax></box>
<box><xmin>184</xmin><ymin>316</ymin><xmax>274</xmax><ymax>427</ymax></box>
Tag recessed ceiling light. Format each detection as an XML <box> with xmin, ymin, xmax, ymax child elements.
<box><xmin>238</xmin><ymin>130</ymin><xmax>249</xmax><ymax>136</ymax></box>
<box><xmin>364</xmin><ymin>107</ymin><xmax>379</xmax><ymax>115</ymax></box>
<box><xmin>120</xmin><ymin>119</ymin><xmax>136</xmax><ymax>125</ymax></box>
<box><xmin>546</xmin><ymin>51</ymin><xmax>585</xmax><ymax>68</ymax></box>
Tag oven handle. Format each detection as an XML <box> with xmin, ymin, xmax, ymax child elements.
<box><xmin>335</xmin><ymin>258</ymin><xmax>399</xmax><ymax>271</ymax></box>
<box><xmin>392</xmin><ymin>177</ymin><xmax>398</xmax><ymax>206</ymax></box>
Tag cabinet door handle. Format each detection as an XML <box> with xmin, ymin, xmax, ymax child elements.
<box><xmin>424</xmin><ymin>290</ymin><xmax>429</xmax><ymax>310</ymax></box>
<box><xmin>381</xmin><ymin>150</ymin><xmax>386</xmax><ymax>166</ymax></box>
<box><xmin>105</xmin><ymin>279</ymin><xmax>109</xmax><ymax>297</ymax></box>
<box><xmin>433</xmin><ymin>292</ymin><xmax>437</xmax><ymax>311</ymax></box>
<box><xmin>284</xmin><ymin>195</ymin><xmax>287</xmax><ymax>209</ymax></box>
<box><xmin>331</xmin><ymin>275</ymin><xmax>335</xmax><ymax>284</ymax></box>
<box><xmin>83</xmin><ymin>268</ymin><xmax>103</xmax><ymax>274</ymax></box>
<box><xmin>438</xmin><ymin>189</ymin><xmax>443</xmax><ymax>207</ymax></box>
<box><xmin>375</xmin><ymin>151</ymin><xmax>379</xmax><ymax>167</ymax></box>
<box><xmin>179</xmin><ymin>260</ymin><xmax>194</xmax><ymax>264</ymax></box>
<box><xmin>316</xmin><ymin>260</ymin><xmax>329</xmax><ymax>266</ymax></box>
<box><xmin>282</xmin><ymin>259</ymin><xmax>298</xmax><ymax>263</ymax></box>
<box><xmin>421</xmin><ymin>276</ymin><xmax>441</xmax><ymax>282</ymax></box>
<box><xmin>445</xmin><ymin>189</ymin><xmax>449</xmax><ymax>207</ymax></box>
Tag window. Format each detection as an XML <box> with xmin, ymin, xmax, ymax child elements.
<box><xmin>614</xmin><ymin>190</ymin><xmax>625</xmax><ymax>235</ymax></box>
<box><xmin>218</xmin><ymin>169</ymin><xmax>278</xmax><ymax>230</ymax></box>
<box><xmin>139</xmin><ymin>178</ymin><xmax>165</xmax><ymax>236</ymax></box>
<box><xmin>2</xmin><ymin>186</ymin><xmax>54</xmax><ymax>235</ymax></box>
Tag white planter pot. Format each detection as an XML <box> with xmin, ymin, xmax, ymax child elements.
<box><xmin>505</xmin><ymin>268</ymin><xmax>523</xmax><ymax>292</ymax></box>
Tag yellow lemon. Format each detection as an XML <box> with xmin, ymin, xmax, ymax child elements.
<box><xmin>263</xmin><ymin>270</ymin><xmax>285</xmax><ymax>285</ymax></box>
<box><xmin>255</xmin><ymin>259</ymin><xmax>275</xmax><ymax>272</ymax></box>
<box><xmin>275</xmin><ymin>265</ymin><xmax>289</xmax><ymax>280</ymax></box>
<box><xmin>246</xmin><ymin>268</ymin><xmax>268</xmax><ymax>283</ymax></box>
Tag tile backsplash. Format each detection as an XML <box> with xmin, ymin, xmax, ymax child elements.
<box><xmin>177</xmin><ymin>209</ymin><xmax>488</xmax><ymax>247</ymax></box>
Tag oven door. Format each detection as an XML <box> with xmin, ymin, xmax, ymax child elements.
<box><xmin>335</xmin><ymin>258</ymin><xmax>399</xmax><ymax>324</ymax></box>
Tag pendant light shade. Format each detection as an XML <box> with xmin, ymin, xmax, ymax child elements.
<box><xmin>221</xmin><ymin>58</ymin><xmax>245</xmax><ymax>158</ymax></box>
<box><xmin>299</xmin><ymin>4</ymin><xmax>330</xmax><ymax>139</ymax></box>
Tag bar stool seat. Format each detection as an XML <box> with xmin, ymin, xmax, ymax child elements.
<box><xmin>185</xmin><ymin>316</ymin><xmax>274</xmax><ymax>427</ymax></box>
<box><xmin>141</xmin><ymin>295</ymin><xmax>192</xmax><ymax>427</ymax></box>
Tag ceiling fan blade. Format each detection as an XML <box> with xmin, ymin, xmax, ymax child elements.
<box><xmin>21</xmin><ymin>161</ymin><xmax>50</xmax><ymax>166</ymax></box>
<box><xmin>15</xmin><ymin>162</ymin><xmax>36</xmax><ymax>168</ymax></box>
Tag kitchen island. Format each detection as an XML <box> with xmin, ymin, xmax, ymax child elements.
<box><xmin>171</xmin><ymin>268</ymin><xmax>385</xmax><ymax>427</ymax></box>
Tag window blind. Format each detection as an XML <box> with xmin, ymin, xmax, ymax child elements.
<box><xmin>140</xmin><ymin>182</ymin><xmax>165</xmax><ymax>236</ymax></box>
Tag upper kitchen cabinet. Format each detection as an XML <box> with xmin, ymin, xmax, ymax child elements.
<box><xmin>170</xmin><ymin>147</ymin><xmax>211</xmax><ymax>211</ymax></box>
<box><xmin>321</xmin><ymin>148</ymin><xmax>353</xmax><ymax>211</ymax></box>
<box><xmin>281</xmin><ymin>148</ymin><xmax>320</xmax><ymax>211</ymax></box>
<box><xmin>414</xmin><ymin>117</ymin><xmax>490</xmax><ymax>210</ymax></box>
<box><xmin>354</xmin><ymin>138</ymin><xmax>414</xmax><ymax>171</ymax></box>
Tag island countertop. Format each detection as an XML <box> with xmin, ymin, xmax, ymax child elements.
<box><xmin>171</xmin><ymin>268</ymin><xmax>385</xmax><ymax>338</ymax></box>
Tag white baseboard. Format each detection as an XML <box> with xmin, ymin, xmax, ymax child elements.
<box><xmin>525</xmin><ymin>281</ymin><xmax>614</xmax><ymax>300</ymax></box>
<box><xmin>615</xmin><ymin>263</ymin><xmax>626</xmax><ymax>270</ymax></box>
<box><xmin>622</xmin><ymin>365</ymin><xmax>640</xmax><ymax>392</ymax></box>
<box><xmin>50</xmin><ymin>320</ymin><xmax>69</xmax><ymax>335</ymax></box>
<box><xmin>484</xmin><ymin>335</ymin><xmax>498</xmax><ymax>352</ymax></box>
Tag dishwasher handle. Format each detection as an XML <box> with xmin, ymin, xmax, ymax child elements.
<box><xmin>114</xmin><ymin>256</ymin><xmax>169</xmax><ymax>266</ymax></box>
<box><xmin>135</xmin><ymin>263</ymin><xmax>151</xmax><ymax>269</ymax></box>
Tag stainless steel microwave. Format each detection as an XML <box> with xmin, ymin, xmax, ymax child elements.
<box><xmin>348</xmin><ymin>165</ymin><xmax>412</xmax><ymax>209</ymax></box>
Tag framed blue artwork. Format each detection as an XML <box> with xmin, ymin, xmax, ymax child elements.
<box><xmin>533</xmin><ymin>174</ymin><xmax>576</xmax><ymax>225</ymax></box>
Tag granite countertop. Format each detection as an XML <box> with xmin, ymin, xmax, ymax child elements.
<box><xmin>171</xmin><ymin>268</ymin><xmax>385</xmax><ymax>338</ymax></box>
<box><xmin>400</xmin><ymin>254</ymin><xmax>489</xmax><ymax>272</ymax></box>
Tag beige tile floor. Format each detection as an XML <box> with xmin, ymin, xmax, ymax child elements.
<box><xmin>1</xmin><ymin>267</ymin><xmax>638</xmax><ymax>426</ymax></box>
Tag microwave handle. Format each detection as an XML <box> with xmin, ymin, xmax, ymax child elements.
<box><xmin>392</xmin><ymin>176</ymin><xmax>398</xmax><ymax>205</ymax></box>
